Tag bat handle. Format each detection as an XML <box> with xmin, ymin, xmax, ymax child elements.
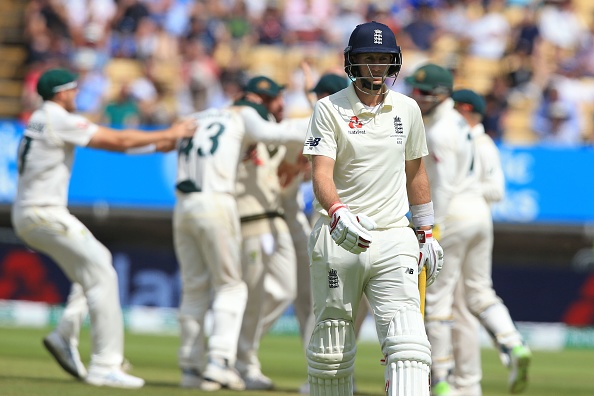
<box><xmin>418</xmin><ymin>266</ymin><xmax>427</xmax><ymax>320</ymax></box>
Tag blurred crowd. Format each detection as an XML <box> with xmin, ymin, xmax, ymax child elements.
<box><xmin>20</xmin><ymin>0</ymin><xmax>594</xmax><ymax>145</ymax></box>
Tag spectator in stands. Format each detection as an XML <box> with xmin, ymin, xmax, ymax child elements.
<box><xmin>483</xmin><ymin>76</ymin><xmax>510</xmax><ymax>143</ymax></box>
<box><xmin>101</xmin><ymin>83</ymin><xmax>140</xmax><ymax>127</ymax></box>
<box><xmin>532</xmin><ymin>82</ymin><xmax>582</xmax><ymax>143</ymax></box>
<box><xmin>110</xmin><ymin>0</ymin><xmax>150</xmax><ymax>58</ymax></box>
<box><xmin>72</xmin><ymin>50</ymin><xmax>109</xmax><ymax>117</ymax></box>
<box><xmin>256</xmin><ymin>5</ymin><xmax>286</xmax><ymax>45</ymax></box>
<box><xmin>463</xmin><ymin>0</ymin><xmax>510</xmax><ymax>60</ymax></box>
<box><xmin>538</xmin><ymin>0</ymin><xmax>586</xmax><ymax>63</ymax></box>
<box><xmin>402</xmin><ymin>2</ymin><xmax>438</xmax><ymax>52</ymax></box>
<box><xmin>283</xmin><ymin>0</ymin><xmax>331</xmax><ymax>44</ymax></box>
<box><xmin>533</xmin><ymin>100</ymin><xmax>583</xmax><ymax>145</ymax></box>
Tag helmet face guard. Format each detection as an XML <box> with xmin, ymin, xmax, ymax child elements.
<box><xmin>343</xmin><ymin>51</ymin><xmax>402</xmax><ymax>81</ymax></box>
<box><xmin>343</xmin><ymin>21</ymin><xmax>403</xmax><ymax>83</ymax></box>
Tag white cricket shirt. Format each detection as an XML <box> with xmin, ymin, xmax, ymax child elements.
<box><xmin>471</xmin><ymin>123</ymin><xmax>505</xmax><ymax>203</ymax></box>
<box><xmin>303</xmin><ymin>84</ymin><xmax>428</xmax><ymax>229</ymax></box>
<box><xmin>177</xmin><ymin>106</ymin><xmax>306</xmax><ymax>195</ymax></box>
<box><xmin>15</xmin><ymin>101</ymin><xmax>99</xmax><ymax>207</ymax></box>
<box><xmin>423</xmin><ymin>98</ymin><xmax>482</xmax><ymax>225</ymax></box>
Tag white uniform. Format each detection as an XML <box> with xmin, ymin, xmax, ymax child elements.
<box><xmin>235</xmin><ymin>142</ymin><xmax>297</xmax><ymax>380</ymax></box>
<box><xmin>424</xmin><ymin>101</ymin><xmax>524</xmax><ymax>388</ymax></box>
<box><xmin>303</xmin><ymin>85</ymin><xmax>431</xmax><ymax>395</ymax></box>
<box><xmin>11</xmin><ymin>102</ymin><xmax>124</xmax><ymax>370</ymax></box>
<box><xmin>450</xmin><ymin>123</ymin><xmax>506</xmax><ymax>394</ymax></box>
<box><xmin>173</xmin><ymin>106</ymin><xmax>304</xmax><ymax>378</ymax></box>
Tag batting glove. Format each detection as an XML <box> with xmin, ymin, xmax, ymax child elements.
<box><xmin>417</xmin><ymin>229</ymin><xmax>444</xmax><ymax>286</ymax></box>
<box><xmin>329</xmin><ymin>204</ymin><xmax>377</xmax><ymax>254</ymax></box>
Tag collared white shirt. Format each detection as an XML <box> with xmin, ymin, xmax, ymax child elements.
<box><xmin>15</xmin><ymin>101</ymin><xmax>99</xmax><ymax>208</ymax></box>
<box><xmin>303</xmin><ymin>84</ymin><xmax>428</xmax><ymax>229</ymax></box>
<box><xmin>423</xmin><ymin>98</ymin><xmax>481</xmax><ymax>225</ymax></box>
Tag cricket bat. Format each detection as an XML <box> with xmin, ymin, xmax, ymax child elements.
<box><xmin>419</xmin><ymin>266</ymin><xmax>427</xmax><ymax>319</ymax></box>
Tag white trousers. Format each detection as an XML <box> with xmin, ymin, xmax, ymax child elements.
<box><xmin>12</xmin><ymin>206</ymin><xmax>124</xmax><ymax>368</ymax></box>
<box><xmin>173</xmin><ymin>192</ymin><xmax>247</xmax><ymax>368</ymax></box>
<box><xmin>425</xmin><ymin>194</ymin><xmax>501</xmax><ymax>382</ymax></box>
<box><xmin>309</xmin><ymin>218</ymin><xmax>422</xmax><ymax>357</ymax></box>
<box><xmin>237</xmin><ymin>217</ymin><xmax>296</xmax><ymax>373</ymax></box>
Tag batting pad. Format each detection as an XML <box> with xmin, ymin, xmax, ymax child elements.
<box><xmin>307</xmin><ymin>320</ymin><xmax>356</xmax><ymax>396</ymax></box>
<box><xmin>382</xmin><ymin>305</ymin><xmax>432</xmax><ymax>396</ymax></box>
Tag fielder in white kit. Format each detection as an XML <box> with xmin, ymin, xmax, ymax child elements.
<box><xmin>406</xmin><ymin>65</ymin><xmax>531</xmax><ymax>396</ymax></box>
<box><xmin>173</xmin><ymin>81</ymin><xmax>306</xmax><ymax>391</ymax></box>
<box><xmin>11</xmin><ymin>68</ymin><xmax>194</xmax><ymax>389</ymax></box>
<box><xmin>449</xmin><ymin>88</ymin><xmax>531</xmax><ymax>395</ymax></box>
<box><xmin>303</xmin><ymin>21</ymin><xmax>443</xmax><ymax>396</ymax></box>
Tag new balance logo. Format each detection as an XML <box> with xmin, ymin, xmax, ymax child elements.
<box><xmin>374</xmin><ymin>29</ymin><xmax>383</xmax><ymax>45</ymax></box>
<box><xmin>328</xmin><ymin>269</ymin><xmax>339</xmax><ymax>288</ymax></box>
<box><xmin>305</xmin><ymin>137</ymin><xmax>321</xmax><ymax>147</ymax></box>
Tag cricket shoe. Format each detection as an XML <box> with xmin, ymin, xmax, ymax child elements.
<box><xmin>203</xmin><ymin>357</ymin><xmax>245</xmax><ymax>390</ymax></box>
<box><xmin>85</xmin><ymin>365</ymin><xmax>144</xmax><ymax>389</ymax></box>
<box><xmin>432</xmin><ymin>380</ymin><xmax>452</xmax><ymax>396</ymax></box>
<box><xmin>242</xmin><ymin>368</ymin><xmax>274</xmax><ymax>390</ymax></box>
<box><xmin>42</xmin><ymin>331</ymin><xmax>87</xmax><ymax>379</ymax></box>
<box><xmin>508</xmin><ymin>345</ymin><xmax>532</xmax><ymax>394</ymax></box>
<box><xmin>180</xmin><ymin>368</ymin><xmax>222</xmax><ymax>391</ymax></box>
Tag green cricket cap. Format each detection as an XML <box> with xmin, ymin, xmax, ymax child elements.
<box><xmin>311</xmin><ymin>74</ymin><xmax>349</xmax><ymax>95</ymax></box>
<box><xmin>245</xmin><ymin>76</ymin><xmax>284</xmax><ymax>97</ymax></box>
<box><xmin>405</xmin><ymin>63</ymin><xmax>453</xmax><ymax>93</ymax></box>
<box><xmin>36</xmin><ymin>68</ymin><xmax>78</xmax><ymax>100</ymax></box>
<box><xmin>452</xmin><ymin>89</ymin><xmax>486</xmax><ymax>116</ymax></box>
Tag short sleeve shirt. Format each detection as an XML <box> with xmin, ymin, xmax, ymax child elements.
<box><xmin>303</xmin><ymin>85</ymin><xmax>428</xmax><ymax>229</ymax></box>
<box><xmin>15</xmin><ymin>101</ymin><xmax>99</xmax><ymax>207</ymax></box>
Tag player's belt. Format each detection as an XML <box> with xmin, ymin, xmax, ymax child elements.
<box><xmin>240</xmin><ymin>211</ymin><xmax>284</xmax><ymax>223</ymax></box>
<box><xmin>176</xmin><ymin>180</ymin><xmax>201</xmax><ymax>193</ymax></box>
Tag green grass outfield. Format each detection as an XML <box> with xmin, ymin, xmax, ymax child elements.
<box><xmin>1</xmin><ymin>326</ymin><xmax>592</xmax><ymax>396</ymax></box>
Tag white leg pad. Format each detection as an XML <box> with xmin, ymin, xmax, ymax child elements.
<box><xmin>307</xmin><ymin>320</ymin><xmax>356</xmax><ymax>396</ymax></box>
<box><xmin>479</xmin><ymin>303</ymin><xmax>523</xmax><ymax>348</ymax></box>
<box><xmin>383</xmin><ymin>305</ymin><xmax>432</xmax><ymax>396</ymax></box>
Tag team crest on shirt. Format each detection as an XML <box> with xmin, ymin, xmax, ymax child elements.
<box><xmin>390</xmin><ymin>116</ymin><xmax>404</xmax><ymax>143</ymax></box>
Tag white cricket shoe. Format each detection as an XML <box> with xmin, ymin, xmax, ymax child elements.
<box><xmin>43</xmin><ymin>331</ymin><xmax>87</xmax><ymax>379</ymax></box>
<box><xmin>180</xmin><ymin>368</ymin><xmax>221</xmax><ymax>391</ymax></box>
<box><xmin>85</xmin><ymin>365</ymin><xmax>144</xmax><ymax>389</ymax></box>
<box><xmin>203</xmin><ymin>357</ymin><xmax>245</xmax><ymax>390</ymax></box>
<box><xmin>242</xmin><ymin>369</ymin><xmax>274</xmax><ymax>390</ymax></box>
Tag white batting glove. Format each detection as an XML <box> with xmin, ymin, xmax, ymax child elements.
<box><xmin>417</xmin><ymin>229</ymin><xmax>444</xmax><ymax>286</ymax></box>
<box><xmin>329</xmin><ymin>204</ymin><xmax>377</xmax><ymax>254</ymax></box>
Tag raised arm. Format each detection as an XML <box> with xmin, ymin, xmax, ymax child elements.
<box><xmin>87</xmin><ymin>119</ymin><xmax>195</xmax><ymax>152</ymax></box>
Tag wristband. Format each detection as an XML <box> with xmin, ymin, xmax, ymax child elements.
<box><xmin>410</xmin><ymin>201</ymin><xmax>434</xmax><ymax>228</ymax></box>
<box><xmin>328</xmin><ymin>202</ymin><xmax>346</xmax><ymax>217</ymax></box>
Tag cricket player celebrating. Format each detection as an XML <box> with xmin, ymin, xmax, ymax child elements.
<box><xmin>11</xmin><ymin>68</ymin><xmax>195</xmax><ymax>389</ymax></box>
<box><xmin>303</xmin><ymin>21</ymin><xmax>443</xmax><ymax>396</ymax></box>
<box><xmin>406</xmin><ymin>65</ymin><xmax>531</xmax><ymax>396</ymax></box>
<box><xmin>448</xmin><ymin>88</ymin><xmax>531</xmax><ymax>395</ymax></box>
<box><xmin>234</xmin><ymin>76</ymin><xmax>306</xmax><ymax>390</ymax></box>
<box><xmin>173</xmin><ymin>77</ymin><xmax>307</xmax><ymax>391</ymax></box>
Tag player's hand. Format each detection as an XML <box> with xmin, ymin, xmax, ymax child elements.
<box><xmin>170</xmin><ymin>118</ymin><xmax>197</xmax><ymax>139</ymax></box>
<box><xmin>416</xmin><ymin>229</ymin><xmax>444</xmax><ymax>286</ymax></box>
<box><xmin>329</xmin><ymin>204</ymin><xmax>376</xmax><ymax>254</ymax></box>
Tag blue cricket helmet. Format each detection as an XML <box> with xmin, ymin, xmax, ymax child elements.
<box><xmin>344</xmin><ymin>21</ymin><xmax>402</xmax><ymax>79</ymax></box>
